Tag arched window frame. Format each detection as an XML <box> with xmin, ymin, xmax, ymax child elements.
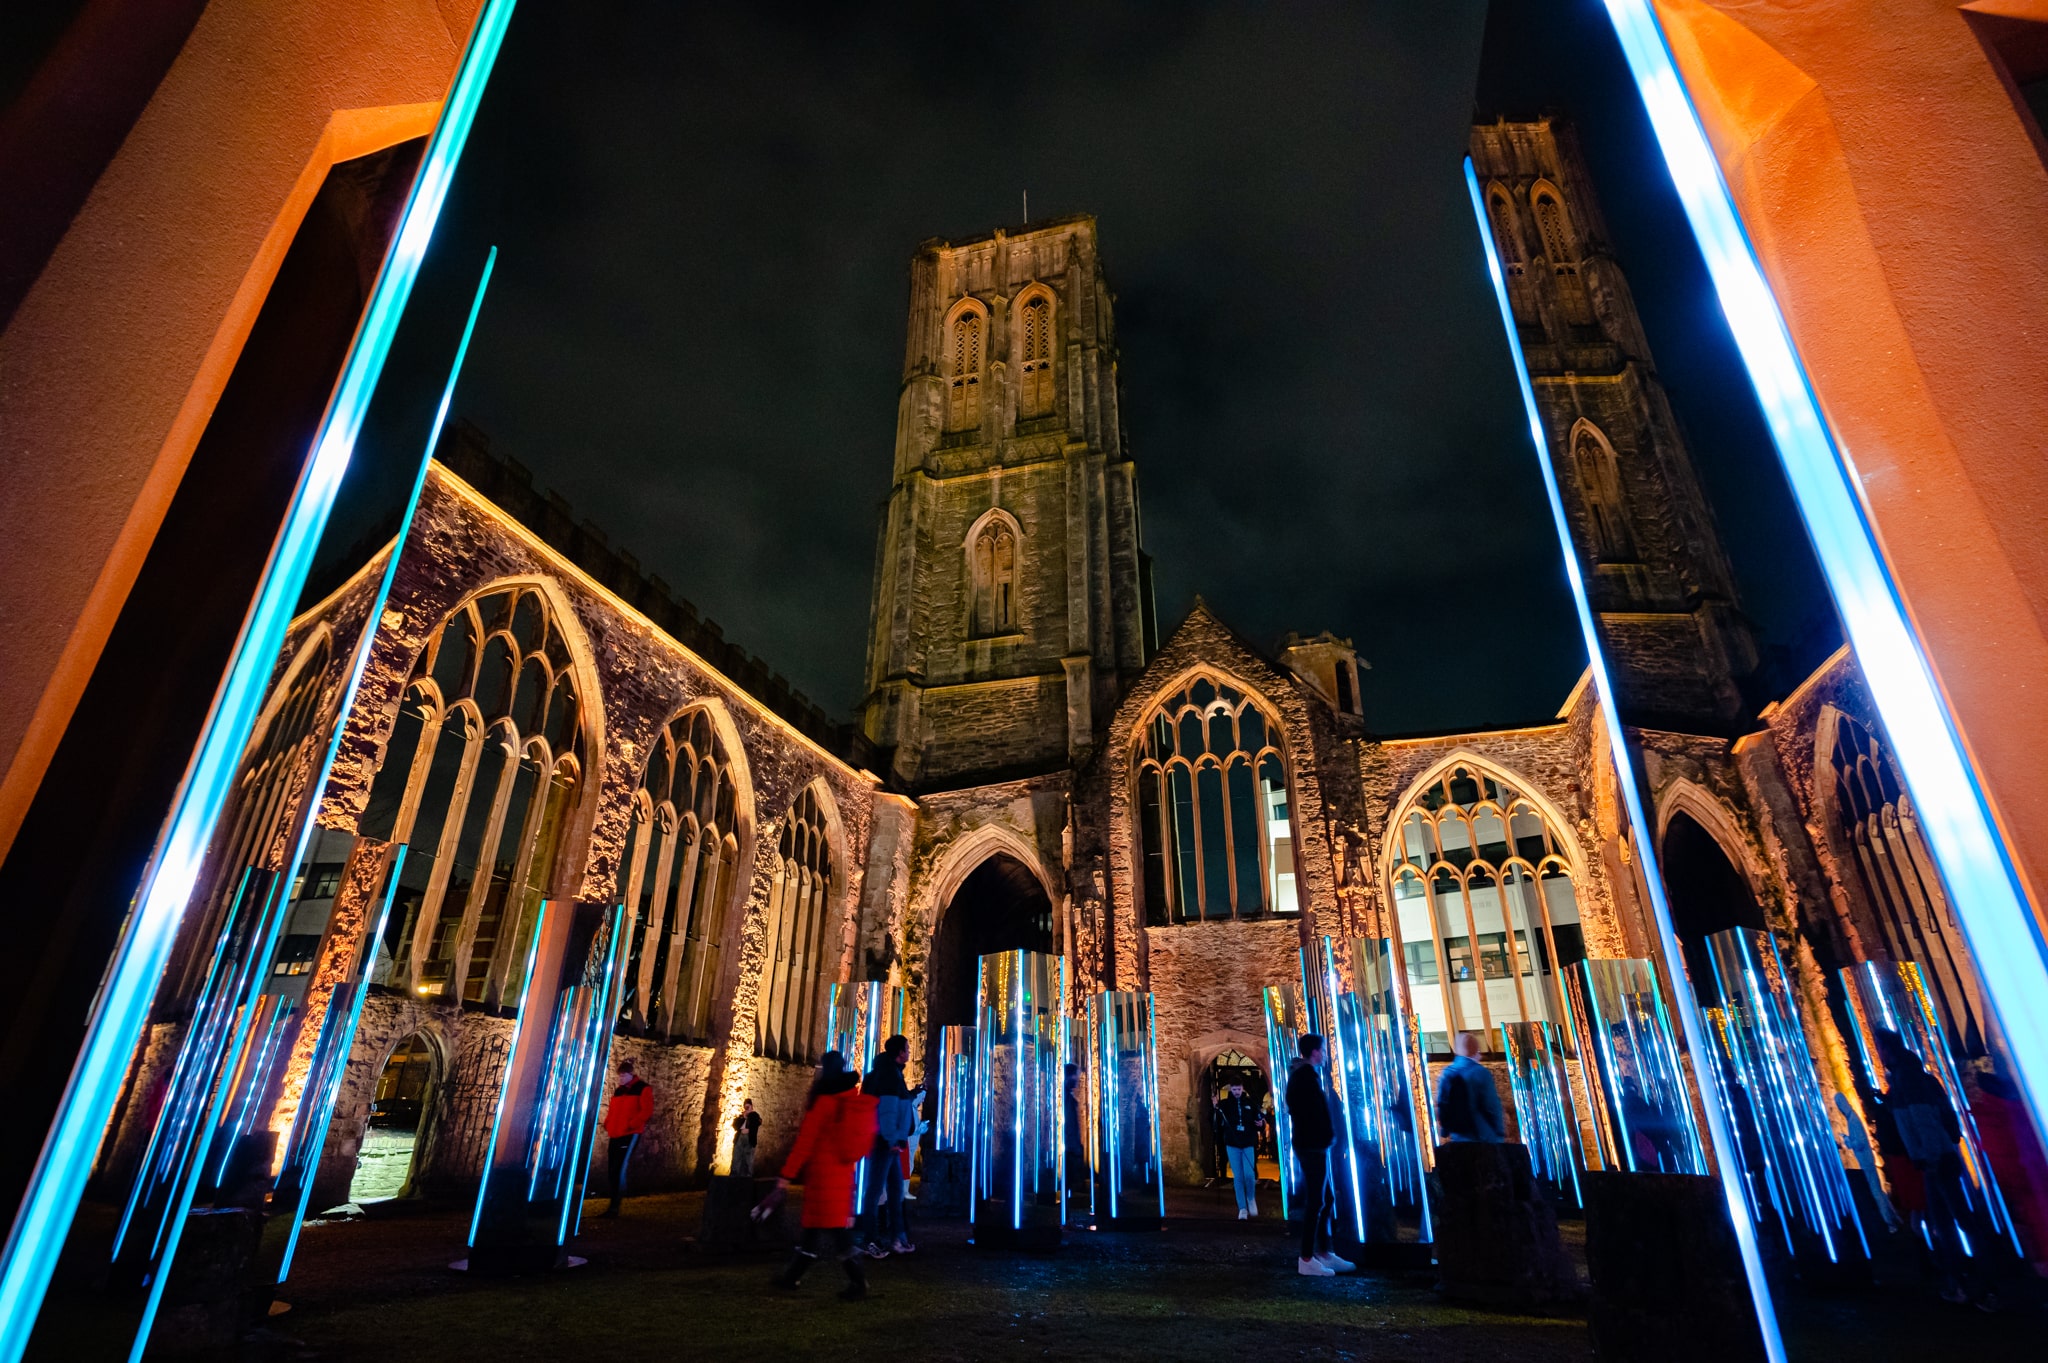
<box><xmin>360</xmin><ymin>582</ymin><xmax>595</xmax><ymax>1006</ymax></box>
<box><xmin>1380</xmin><ymin>756</ymin><xmax>1587</xmax><ymax>1057</ymax></box>
<box><xmin>1014</xmin><ymin>283</ymin><xmax>1057</xmax><ymax>419</ymax></box>
<box><xmin>1567</xmin><ymin>419</ymin><xmax>1636</xmax><ymax>563</ymax></box>
<box><xmin>1486</xmin><ymin>183</ymin><xmax>1525</xmax><ymax>278</ymax></box>
<box><xmin>945</xmin><ymin>298</ymin><xmax>988</xmax><ymax>434</ymax></box>
<box><xmin>616</xmin><ymin>704</ymin><xmax>745</xmax><ymax>1043</ymax></box>
<box><xmin>1530</xmin><ymin>179</ymin><xmax>1593</xmax><ymax>326</ymax></box>
<box><xmin>1818</xmin><ymin>707</ymin><xmax>1986</xmax><ymax>1055</ymax></box>
<box><xmin>756</xmin><ymin>782</ymin><xmax>842</xmax><ymax>1064</ymax></box>
<box><xmin>965</xmin><ymin>507</ymin><xmax>1023</xmax><ymax>637</ymax></box>
<box><xmin>1131</xmin><ymin>671</ymin><xmax>1301</xmax><ymax>925</ymax></box>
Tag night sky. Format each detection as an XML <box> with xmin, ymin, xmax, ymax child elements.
<box><xmin>418</xmin><ymin>0</ymin><xmax>1835</xmax><ymax>736</ymax></box>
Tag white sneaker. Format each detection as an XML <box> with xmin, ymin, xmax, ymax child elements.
<box><xmin>1237</xmin><ymin>1207</ymin><xmax>1248</xmax><ymax>1220</ymax></box>
<box><xmin>1315</xmin><ymin>1251</ymin><xmax>1355</xmax><ymax>1273</ymax></box>
<box><xmin>1297</xmin><ymin>1256</ymin><xmax>1335</xmax><ymax>1277</ymax></box>
<box><xmin>1249</xmin><ymin>1202</ymin><xmax>1259</xmax><ymax>1218</ymax></box>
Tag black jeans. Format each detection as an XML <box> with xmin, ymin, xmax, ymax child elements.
<box><xmin>782</xmin><ymin>1225</ymin><xmax>866</xmax><ymax>1290</ymax></box>
<box><xmin>1296</xmin><ymin>1146</ymin><xmax>1332</xmax><ymax>1260</ymax></box>
<box><xmin>606</xmin><ymin>1134</ymin><xmax>639</xmax><ymax>1203</ymax></box>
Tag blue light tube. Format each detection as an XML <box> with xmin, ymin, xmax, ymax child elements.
<box><xmin>1599</xmin><ymin>0</ymin><xmax>2048</xmax><ymax>1149</ymax></box>
<box><xmin>470</xmin><ymin>901</ymin><xmax>547</xmax><ymax>1248</ymax></box>
<box><xmin>1464</xmin><ymin>157</ymin><xmax>1784</xmax><ymax>1362</ymax></box>
<box><xmin>0</xmin><ymin>6</ymin><xmax>516</xmax><ymax>1356</ymax></box>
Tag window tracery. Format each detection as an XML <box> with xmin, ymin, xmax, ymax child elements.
<box><xmin>1531</xmin><ymin>183</ymin><xmax>1593</xmax><ymax>326</ymax></box>
<box><xmin>1018</xmin><ymin>291</ymin><xmax>1055</xmax><ymax>417</ymax></box>
<box><xmin>1134</xmin><ymin>675</ymin><xmax>1298</xmax><ymax>924</ymax></box>
<box><xmin>948</xmin><ymin>304</ymin><xmax>985</xmax><ymax>432</ymax></box>
<box><xmin>757</xmin><ymin>785</ymin><xmax>837</xmax><ymax>1063</ymax></box>
<box><xmin>1829</xmin><ymin>713</ymin><xmax>1986</xmax><ymax>1054</ymax></box>
<box><xmin>1386</xmin><ymin>761</ymin><xmax>1584</xmax><ymax>1056</ymax></box>
<box><xmin>1571</xmin><ymin>424</ymin><xmax>1635</xmax><ymax>562</ymax></box>
<box><xmin>970</xmin><ymin>515</ymin><xmax>1019</xmax><ymax>635</ymax></box>
<box><xmin>616</xmin><ymin>707</ymin><xmax>740</xmax><ymax>1042</ymax></box>
<box><xmin>358</xmin><ymin>585</ymin><xmax>588</xmax><ymax>1005</ymax></box>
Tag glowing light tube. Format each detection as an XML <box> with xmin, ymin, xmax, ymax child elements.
<box><xmin>1260</xmin><ymin>985</ymin><xmax>1305</xmax><ymax>1220</ymax></box>
<box><xmin>0</xmin><ymin>7</ymin><xmax>517</xmax><ymax>1356</ymax></box>
<box><xmin>1599</xmin><ymin>0</ymin><xmax>2048</xmax><ymax>1152</ymax></box>
<box><xmin>1500</xmin><ymin>1021</ymin><xmax>1584</xmax><ymax>1209</ymax></box>
<box><xmin>1086</xmin><ymin>991</ymin><xmax>1164</xmax><ymax>1227</ymax></box>
<box><xmin>935</xmin><ymin>1025</ymin><xmax>977</xmax><ymax>1154</ymax></box>
<box><xmin>1466</xmin><ymin>157</ymin><xmax>1784</xmax><ymax>1361</ymax></box>
<box><xmin>968</xmin><ymin>950</ymin><xmax>1067</xmax><ymax>1245</ymax></box>
<box><xmin>1351</xmin><ymin>937</ymin><xmax>1434</xmax><ymax>1239</ymax></box>
<box><xmin>826</xmin><ymin>981</ymin><xmax>907</xmax><ymax>1209</ymax></box>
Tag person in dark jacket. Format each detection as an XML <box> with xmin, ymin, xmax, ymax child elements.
<box><xmin>1435</xmin><ymin>1032</ymin><xmax>1505</xmax><ymax>1144</ymax></box>
<box><xmin>1283</xmin><ymin>1034</ymin><xmax>1351</xmax><ymax>1276</ymax></box>
<box><xmin>859</xmin><ymin>1035</ymin><xmax>921</xmax><ymax>1257</ymax></box>
<box><xmin>731</xmin><ymin>1098</ymin><xmax>762</xmax><ymax>1177</ymax></box>
<box><xmin>767</xmin><ymin>1052</ymin><xmax>879</xmax><ymax>1299</ymax></box>
<box><xmin>1876</xmin><ymin>1030</ymin><xmax>1980</xmax><ymax>1305</ymax></box>
<box><xmin>1217</xmin><ymin>1081</ymin><xmax>1264</xmax><ymax>1219</ymax></box>
<box><xmin>599</xmin><ymin>1061</ymin><xmax>653</xmax><ymax>1216</ymax></box>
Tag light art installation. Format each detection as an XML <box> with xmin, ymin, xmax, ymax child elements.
<box><xmin>0</xmin><ymin>10</ymin><xmax>516</xmax><ymax>1351</ymax></box>
<box><xmin>825</xmin><ymin>980</ymin><xmax>907</xmax><ymax>1203</ymax></box>
<box><xmin>1566</xmin><ymin>958</ymin><xmax>1706</xmax><ymax>1177</ymax></box>
<box><xmin>1467</xmin><ymin>151</ymin><xmax>1782</xmax><ymax>1359</ymax></box>
<box><xmin>935</xmin><ymin>1025</ymin><xmax>977</xmax><ymax>1153</ymax></box>
<box><xmin>1838</xmin><ymin>960</ymin><xmax>2021</xmax><ymax>1256</ymax></box>
<box><xmin>1086</xmin><ymin>991</ymin><xmax>1164</xmax><ymax>1228</ymax></box>
<box><xmin>1347</xmin><ymin>937</ymin><xmax>1434</xmax><ymax>1240</ymax></box>
<box><xmin>1301</xmin><ymin>937</ymin><xmax>1368</xmax><ymax>1245</ymax></box>
<box><xmin>1603</xmin><ymin>0</ymin><xmax>2047</xmax><ymax>1166</ymax></box>
<box><xmin>1260</xmin><ymin>984</ymin><xmax>1307</xmax><ymax>1220</ymax></box>
<box><xmin>1500</xmin><ymin>1020</ymin><xmax>1586</xmax><ymax>1208</ymax></box>
<box><xmin>1701</xmin><ymin>929</ymin><xmax>1866</xmax><ymax>1262</ymax></box>
<box><xmin>970</xmin><ymin>950</ymin><xmax>1068</xmax><ymax>1245</ymax></box>
<box><xmin>468</xmin><ymin>900</ymin><xmax>625</xmax><ymax>1270</ymax></box>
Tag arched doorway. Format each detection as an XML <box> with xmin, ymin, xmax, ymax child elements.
<box><xmin>1660</xmin><ymin>810</ymin><xmax>1765</xmax><ymax>986</ymax></box>
<box><xmin>350</xmin><ymin>1033</ymin><xmax>440</xmax><ymax>1203</ymax></box>
<box><xmin>926</xmin><ymin>852</ymin><xmax>1053</xmax><ymax>1056</ymax></box>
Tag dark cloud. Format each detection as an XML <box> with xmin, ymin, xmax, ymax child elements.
<box><xmin>443</xmin><ymin>0</ymin><xmax>1825</xmax><ymax>736</ymax></box>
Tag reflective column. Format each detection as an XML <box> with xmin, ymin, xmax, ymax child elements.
<box><xmin>1500</xmin><ymin>1020</ymin><xmax>1586</xmax><ymax>1208</ymax></box>
<box><xmin>825</xmin><ymin>980</ymin><xmax>907</xmax><ymax>1208</ymax></box>
<box><xmin>1087</xmin><ymin>991</ymin><xmax>1164</xmax><ymax>1229</ymax></box>
<box><xmin>935</xmin><ymin>1025</ymin><xmax>977</xmax><ymax>1153</ymax></box>
<box><xmin>1351</xmin><ymin>937</ymin><xmax>1435</xmax><ymax>1240</ymax></box>
<box><xmin>1701</xmin><ymin>929</ymin><xmax>1866</xmax><ymax>1263</ymax></box>
<box><xmin>1261</xmin><ymin>984</ymin><xmax>1307</xmax><ymax>1220</ymax></box>
<box><xmin>466</xmin><ymin>899</ymin><xmax>626</xmax><ymax>1271</ymax></box>
<box><xmin>1567</xmin><ymin>958</ymin><xmax>1706</xmax><ymax>1175</ymax></box>
<box><xmin>970</xmin><ymin>950</ymin><xmax>1068</xmax><ymax>1247</ymax></box>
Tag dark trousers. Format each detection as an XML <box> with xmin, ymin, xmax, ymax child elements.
<box><xmin>606</xmin><ymin>1134</ymin><xmax>639</xmax><ymax>1204</ymax></box>
<box><xmin>1296</xmin><ymin>1146</ymin><xmax>1333</xmax><ymax>1260</ymax></box>
<box><xmin>859</xmin><ymin>1146</ymin><xmax>908</xmax><ymax>1243</ymax></box>
<box><xmin>781</xmin><ymin>1225</ymin><xmax>866</xmax><ymax>1292</ymax></box>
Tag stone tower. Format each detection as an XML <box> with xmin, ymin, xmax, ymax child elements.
<box><xmin>1471</xmin><ymin>118</ymin><xmax>1757</xmax><ymax>728</ymax></box>
<box><xmin>862</xmin><ymin>217</ymin><xmax>1154</xmax><ymax>789</ymax></box>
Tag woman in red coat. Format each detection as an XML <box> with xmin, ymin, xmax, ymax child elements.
<box><xmin>769</xmin><ymin>1051</ymin><xmax>878</xmax><ymax>1299</ymax></box>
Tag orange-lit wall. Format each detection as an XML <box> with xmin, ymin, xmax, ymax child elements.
<box><xmin>1655</xmin><ymin>0</ymin><xmax>2048</xmax><ymax>926</ymax></box>
<box><xmin>0</xmin><ymin>0</ymin><xmax>483</xmax><ymax>861</ymax></box>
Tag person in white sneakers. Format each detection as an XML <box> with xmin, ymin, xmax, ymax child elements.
<box><xmin>1282</xmin><ymin>1035</ymin><xmax>1354</xmax><ymax>1276</ymax></box>
<box><xmin>1216</xmin><ymin>1081</ymin><xmax>1264</xmax><ymax>1219</ymax></box>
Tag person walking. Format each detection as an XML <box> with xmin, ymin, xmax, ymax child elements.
<box><xmin>859</xmin><ymin>1035</ymin><xmax>921</xmax><ymax>1257</ymax></box>
<box><xmin>1876</xmin><ymin>1030</ymin><xmax>1983</xmax><ymax>1306</ymax></box>
<box><xmin>765</xmin><ymin>1052</ymin><xmax>878</xmax><ymax>1300</ymax></box>
<box><xmin>1284</xmin><ymin>1034</ymin><xmax>1353</xmax><ymax>1276</ymax></box>
<box><xmin>731</xmin><ymin>1098</ymin><xmax>762</xmax><ymax>1178</ymax></box>
<box><xmin>1435</xmin><ymin>1032</ymin><xmax>1505</xmax><ymax>1144</ymax></box>
<box><xmin>1217</xmin><ymin>1080</ymin><xmax>1264</xmax><ymax>1219</ymax></box>
<box><xmin>598</xmin><ymin>1060</ymin><xmax>653</xmax><ymax>1217</ymax></box>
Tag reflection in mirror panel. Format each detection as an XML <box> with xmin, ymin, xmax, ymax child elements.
<box><xmin>825</xmin><ymin>981</ymin><xmax>905</xmax><ymax>1207</ymax></box>
<box><xmin>934</xmin><ymin>1025</ymin><xmax>977</xmax><ymax>1155</ymax></box>
<box><xmin>1567</xmin><ymin>958</ymin><xmax>1706</xmax><ymax>1176</ymax></box>
<box><xmin>970</xmin><ymin>950</ymin><xmax>1068</xmax><ymax>1243</ymax></box>
<box><xmin>1349</xmin><ymin>937</ymin><xmax>1434</xmax><ymax>1240</ymax></box>
<box><xmin>1260</xmin><ymin>984</ymin><xmax>1306</xmax><ymax>1221</ymax></box>
<box><xmin>1501</xmin><ymin>1020</ymin><xmax>1587</xmax><ymax>1208</ymax></box>
<box><xmin>1086</xmin><ymin>991</ymin><xmax>1163</xmax><ymax>1228</ymax></box>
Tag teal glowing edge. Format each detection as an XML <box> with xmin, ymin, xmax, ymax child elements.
<box><xmin>0</xmin><ymin>5</ymin><xmax>518</xmax><ymax>1358</ymax></box>
<box><xmin>1462</xmin><ymin>156</ymin><xmax>1785</xmax><ymax>1362</ymax></box>
<box><xmin>1600</xmin><ymin>0</ymin><xmax>2048</xmax><ymax>1153</ymax></box>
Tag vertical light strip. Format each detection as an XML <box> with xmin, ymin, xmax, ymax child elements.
<box><xmin>1464</xmin><ymin>158</ymin><xmax>1784</xmax><ymax>1362</ymax></box>
<box><xmin>0</xmin><ymin>6</ymin><xmax>516</xmax><ymax>1351</ymax></box>
<box><xmin>1599</xmin><ymin>0</ymin><xmax>2048</xmax><ymax>1146</ymax></box>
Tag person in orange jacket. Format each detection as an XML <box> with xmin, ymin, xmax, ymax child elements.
<box><xmin>766</xmin><ymin>1051</ymin><xmax>878</xmax><ymax>1299</ymax></box>
<box><xmin>598</xmin><ymin>1060</ymin><xmax>653</xmax><ymax>1217</ymax></box>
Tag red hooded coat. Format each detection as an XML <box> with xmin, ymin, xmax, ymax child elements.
<box><xmin>780</xmin><ymin>1088</ymin><xmax>877</xmax><ymax>1228</ymax></box>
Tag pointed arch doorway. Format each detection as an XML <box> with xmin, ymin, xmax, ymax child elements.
<box><xmin>926</xmin><ymin>853</ymin><xmax>1054</xmax><ymax>1054</ymax></box>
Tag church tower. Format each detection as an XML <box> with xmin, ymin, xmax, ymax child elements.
<box><xmin>861</xmin><ymin>217</ymin><xmax>1154</xmax><ymax>789</ymax></box>
<box><xmin>1471</xmin><ymin>119</ymin><xmax>1757</xmax><ymax>728</ymax></box>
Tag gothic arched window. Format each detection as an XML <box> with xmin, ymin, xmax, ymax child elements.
<box><xmin>1571</xmin><ymin>424</ymin><xmax>1635</xmax><ymax>562</ymax></box>
<box><xmin>616</xmin><ymin>706</ymin><xmax>741</xmax><ymax>1042</ymax></box>
<box><xmin>1386</xmin><ymin>761</ymin><xmax>1584</xmax><ymax>1056</ymax></box>
<box><xmin>757</xmin><ymin>784</ymin><xmax>837</xmax><ymax>1063</ymax></box>
<box><xmin>170</xmin><ymin>634</ymin><xmax>335</xmax><ymax>1005</ymax></box>
<box><xmin>1487</xmin><ymin>189</ymin><xmax>1524</xmax><ymax>278</ymax></box>
<box><xmin>1829</xmin><ymin>713</ymin><xmax>1985</xmax><ymax>1055</ymax></box>
<box><xmin>1018</xmin><ymin>291</ymin><xmax>1055</xmax><ymax>417</ymax></box>
<box><xmin>970</xmin><ymin>515</ymin><xmax>1019</xmax><ymax>635</ymax></box>
<box><xmin>358</xmin><ymin>585</ymin><xmax>590</xmax><ymax>1005</ymax></box>
<box><xmin>948</xmin><ymin>304</ymin><xmax>985</xmax><ymax>432</ymax></box>
<box><xmin>1531</xmin><ymin>182</ymin><xmax>1593</xmax><ymax>326</ymax></box>
<box><xmin>1134</xmin><ymin>675</ymin><xmax>1298</xmax><ymax>924</ymax></box>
